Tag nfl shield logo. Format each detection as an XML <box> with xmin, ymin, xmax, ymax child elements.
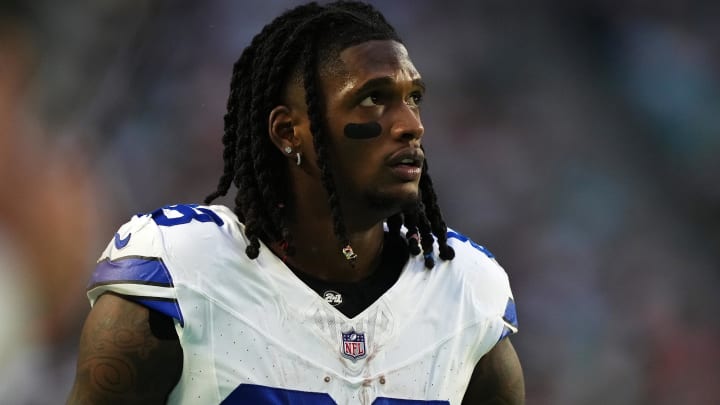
<box><xmin>341</xmin><ymin>329</ymin><xmax>367</xmax><ymax>360</ymax></box>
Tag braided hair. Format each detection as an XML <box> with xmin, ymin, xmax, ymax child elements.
<box><xmin>205</xmin><ymin>1</ymin><xmax>454</xmax><ymax>268</ymax></box>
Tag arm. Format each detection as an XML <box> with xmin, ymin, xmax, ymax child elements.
<box><xmin>462</xmin><ymin>338</ymin><xmax>525</xmax><ymax>405</ymax></box>
<box><xmin>66</xmin><ymin>293</ymin><xmax>183</xmax><ymax>405</ymax></box>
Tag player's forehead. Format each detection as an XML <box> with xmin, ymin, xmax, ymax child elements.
<box><xmin>335</xmin><ymin>40</ymin><xmax>420</xmax><ymax>85</ymax></box>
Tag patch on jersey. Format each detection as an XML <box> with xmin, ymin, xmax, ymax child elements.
<box><xmin>341</xmin><ymin>329</ymin><xmax>367</xmax><ymax>360</ymax></box>
<box><xmin>323</xmin><ymin>290</ymin><xmax>343</xmax><ymax>306</ymax></box>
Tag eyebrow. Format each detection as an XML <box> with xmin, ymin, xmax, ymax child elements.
<box><xmin>352</xmin><ymin>76</ymin><xmax>426</xmax><ymax>96</ymax></box>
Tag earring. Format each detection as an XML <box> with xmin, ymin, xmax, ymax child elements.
<box><xmin>284</xmin><ymin>146</ymin><xmax>293</xmax><ymax>154</ymax></box>
<box><xmin>295</xmin><ymin>152</ymin><xmax>302</xmax><ymax>166</ymax></box>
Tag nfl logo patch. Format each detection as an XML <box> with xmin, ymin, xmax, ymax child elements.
<box><xmin>341</xmin><ymin>329</ymin><xmax>367</xmax><ymax>360</ymax></box>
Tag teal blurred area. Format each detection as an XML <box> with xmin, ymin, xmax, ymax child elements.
<box><xmin>0</xmin><ymin>1</ymin><xmax>718</xmax><ymax>404</ymax></box>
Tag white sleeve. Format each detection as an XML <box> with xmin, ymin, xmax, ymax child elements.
<box><xmin>447</xmin><ymin>229</ymin><xmax>519</xmax><ymax>348</ymax></box>
<box><xmin>86</xmin><ymin>212</ymin><xmax>184</xmax><ymax>325</ymax></box>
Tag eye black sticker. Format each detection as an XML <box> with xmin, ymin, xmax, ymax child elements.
<box><xmin>344</xmin><ymin>122</ymin><xmax>382</xmax><ymax>139</ymax></box>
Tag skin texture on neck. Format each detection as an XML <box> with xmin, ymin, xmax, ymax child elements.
<box><xmin>268</xmin><ymin>39</ymin><xmax>425</xmax><ymax>282</ymax></box>
<box><xmin>273</xmin><ymin>217</ymin><xmax>385</xmax><ymax>283</ymax></box>
<box><xmin>271</xmin><ymin>158</ymin><xmax>386</xmax><ymax>282</ymax></box>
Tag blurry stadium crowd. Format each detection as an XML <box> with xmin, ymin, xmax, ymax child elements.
<box><xmin>0</xmin><ymin>1</ymin><xmax>718</xmax><ymax>404</ymax></box>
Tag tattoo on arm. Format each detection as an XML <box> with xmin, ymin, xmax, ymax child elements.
<box><xmin>67</xmin><ymin>294</ymin><xmax>182</xmax><ymax>405</ymax></box>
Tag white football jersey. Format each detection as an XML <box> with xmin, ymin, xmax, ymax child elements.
<box><xmin>87</xmin><ymin>204</ymin><xmax>518</xmax><ymax>405</ymax></box>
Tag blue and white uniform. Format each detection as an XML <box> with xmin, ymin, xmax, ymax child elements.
<box><xmin>87</xmin><ymin>204</ymin><xmax>518</xmax><ymax>405</ymax></box>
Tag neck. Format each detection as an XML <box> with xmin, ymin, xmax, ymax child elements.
<box><xmin>273</xmin><ymin>216</ymin><xmax>386</xmax><ymax>283</ymax></box>
<box><xmin>273</xmin><ymin>165</ymin><xmax>398</xmax><ymax>282</ymax></box>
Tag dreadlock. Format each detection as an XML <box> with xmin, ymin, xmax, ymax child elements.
<box><xmin>205</xmin><ymin>1</ymin><xmax>454</xmax><ymax>269</ymax></box>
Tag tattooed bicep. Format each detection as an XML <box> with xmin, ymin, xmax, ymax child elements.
<box><xmin>67</xmin><ymin>293</ymin><xmax>182</xmax><ymax>405</ymax></box>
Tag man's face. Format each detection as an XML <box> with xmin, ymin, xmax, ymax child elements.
<box><xmin>318</xmin><ymin>40</ymin><xmax>426</xmax><ymax>213</ymax></box>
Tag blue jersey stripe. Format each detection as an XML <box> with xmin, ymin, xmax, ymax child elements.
<box><xmin>503</xmin><ymin>297</ymin><xmax>518</xmax><ymax>328</ymax></box>
<box><xmin>87</xmin><ymin>256</ymin><xmax>184</xmax><ymax>325</ymax></box>
<box><xmin>221</xmin><ymin>384</ymin><xmax>335</xmax><ymax>404</ymax></box>
<box><xmin>446</xmin><ymin>231</ymin><xmax>495</xmax><ymax>258</ymax></box>
<box><xmin>88</xmin><ymin>257</ymin><xmax>174</xmax><ymax>288</ymax></box>
<box><xmin>373</xmin><ymin>398</ymin><xmax>449</xmax><ymax>404</ymax></box>
<box><xmin>221</xmin><ymin>384</ymin><xmax>449</xmax><ymax>404</ymax></box>
<box><xmin>498</xmin><ymin>326</ymin><xmax>514</xmax><ymax>341</ymax></box>
<box><xmin>498</xmin><ymin>297</ymin><xmax>519</xmax><ymax>341</ymax></box>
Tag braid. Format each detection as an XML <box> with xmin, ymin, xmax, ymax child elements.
<box><xmin>387</xmin><ymin>213</ymin><xmax>402</xmax><ymax>236</ymax></box>
<box><xmin>301</xmin><ymin>35</ymin><xmax>355</xmax><ymax>261</ymax></box>
<box><xmin>203</xmin><ymin>58</ymin><xmax>243</xmax><ymax>205</ymax></box>
<box><xmin>252</xmin><ymin>7</ymin><xmax>325</xmax><ymax>256</ymax></box>
<box><xmin>238</xmin><ymin>30</ymin><xmax>278</xmax><ymax>257</ymax></box>
<box><xmin>415</xmin><ymin>200</ymin><xmax>436</xmax><ymax>268</ymax></box>
<box><xmin>205</xmin><ymin>1</ymin><xmax>455</xmax><ymax>268</ymax></box>
<box><xmin>401</xmin><ymin>208</ymin><xmax>422</xmax><ymax>255</ymax></box>
<box><xmin>419</xmin><ymin>156</ymin><xmax>455</xmax><ymax>261</ymax></box>
<box><xmin>204</xmin><ymin>26</ymin><xmax>269</xmax><ymax>206</ymax></box>
<box><xmin>209</xmin><ymin>4</ymin><xmax>322</xmax><ymax>258</ymax></box>
<box><xmin>398</xmin><ymin>156</ymin><xmax>455</xmax><ymax>268</ymax></box>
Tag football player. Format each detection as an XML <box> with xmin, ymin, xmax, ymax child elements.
<box><xmin>67</xmin><ymin>2</ymin><xmax>524</xmax><ymax>404</ymax></box>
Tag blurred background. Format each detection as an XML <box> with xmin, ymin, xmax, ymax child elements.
<box><xmin>1</xmin><ymin>0</ymin><xmax>718</xmax><ymax>403</ymax></box>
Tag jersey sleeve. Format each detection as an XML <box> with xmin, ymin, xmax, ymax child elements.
<box><xmin>86</xmin><ymin>212</ymin><xmax>184</xmax><ymax>326</ymax></box>
<box><xmin>446</xmin><ymin>229</ymin><xmax>519</xmax><ymax>344</ymax></box>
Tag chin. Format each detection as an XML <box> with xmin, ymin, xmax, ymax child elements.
<box><xmin>365</xmin><ymin>187</ymin><xmax>420</xmax><ymax>214</ymax></box>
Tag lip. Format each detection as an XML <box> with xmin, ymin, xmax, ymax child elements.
<box><xmin>386</xmin><ymin>147</ymin><xmax>424</xmax><ymax>181</ymax></box>
<box><xmin>386</xmin><ymin>147</ymin><xmax>425</xmax><ymax>168</ymax></box>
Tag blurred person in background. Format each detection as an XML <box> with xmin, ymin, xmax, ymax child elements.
<box><xmin>0</xmin><ymin>5</ymin><xmax>102</xmax><ymax>403</ymax></box>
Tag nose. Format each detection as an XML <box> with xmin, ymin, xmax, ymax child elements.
<box><xmin>389</xmin><ymin>103</ymin><xmax>424</xmax><ymax>143</ymax></box>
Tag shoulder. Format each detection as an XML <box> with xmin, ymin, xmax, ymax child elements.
<box><xmin>98</xmin><ymin>203</ymin><xmax>243</xmax><ymax>262</ymax></box>
<box><xmin>441</xmin><ymin>227</ymin><xmax>518</xmax><ymax>335</ymax></box>
<box><xmin>88</xmin><ymin>204</ymin><xmax>246</xmax><ymax>321</ymax></box>
<box><xmin>443</xmin><ymin>227</ymin><xmax>512</xmax><ymax>297</ymax></box>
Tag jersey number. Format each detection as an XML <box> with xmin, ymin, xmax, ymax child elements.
<box><xmin>149</xmin><ymin>204</ymin><xmax>224</xmax><ymax>227</ymax></box>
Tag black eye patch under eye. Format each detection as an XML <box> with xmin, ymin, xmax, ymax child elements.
<box><xmin>344</xmin><ymin>122</ymin><xmax>382</xmax><ymax>139</ymax></box>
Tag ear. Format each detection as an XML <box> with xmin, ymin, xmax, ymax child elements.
<box><xmin>268</xmin><ymin>105</ymin><xmax>299</xmax><ymax>153</ymax></box>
